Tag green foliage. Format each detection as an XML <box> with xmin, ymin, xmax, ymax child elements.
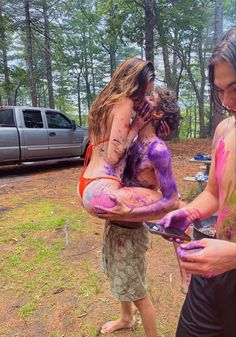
<box><xmin>0</xmin><ymin>0</ymin><xmax>235</xmax><ymax>133</ymax></box>
<box><xmin>185</xmin><ymin>186</ymin><xmax>201</xmax><ymax>202</ymax></box>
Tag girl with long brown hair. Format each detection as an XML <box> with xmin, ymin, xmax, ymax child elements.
<box><xmin>78</xmin><ymin>57</ymin><xmax>176</xmax><ymax>217</ymax></box>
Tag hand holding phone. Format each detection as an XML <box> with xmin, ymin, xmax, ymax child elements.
<box><xmin>144</xmin><ymin>222</ymin><xmax>191</xmax><ymax>242</ymax></box>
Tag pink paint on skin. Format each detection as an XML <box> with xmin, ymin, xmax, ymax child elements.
<box><xmin>215</xmin><ymin>139</ymin><xmax>229</xmax><ymax>204</ymax></box>
<box><xmin>89</xmin><ymin>193</ymin><xmax>116</xmax><ymax>209</ymax></box>
<box><xmin>215</xmin><ymin>139</ymin><xmax>230</xmax><ymax>232</ymax></box>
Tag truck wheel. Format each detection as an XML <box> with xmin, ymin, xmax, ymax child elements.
<box><xmin>81</xmin><ymin>143</ymin><xmax>89</xmax><ymax>159</ymax></box>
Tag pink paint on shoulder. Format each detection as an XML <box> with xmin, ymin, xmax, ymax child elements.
<box><xmin>215</xmin><ymin>139</ymin><xmax>229</xmax><ymax>203</ymax></box>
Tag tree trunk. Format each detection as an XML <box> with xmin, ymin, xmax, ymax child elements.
<box><xmin>14</xmin><ymin>81</ymin><xmax>22</xmax><ymax>105</ymax></box>
<box><xmin>77</xmin><ymin>75</ymin><xmax>82</xmax><ymax>126</ymax></box>
<box><xmin>43</xmin><ymin>1</ymin><xmax>55</xmax><ymax>109</ymax></box>
<box><xmin>109</xmin><ymin>0</ymin><xmax>117</xmax><ymax>75</ymax></box>
<box><xmin>198</xmin><ymin>39</ymin><xmax>207</xmax><ymax>137</ymax></box>
<box><xmin>109</xmin><ymin>44</ymin><xmax>116</xmax><ymax>77</ymax></box>
<box><xmin>82</xmin><ymin>35</ymin><xmax>92</xmax><ymax>110</ymax></box>
<box><xmin>0</xmin><ymin>4</ymin><xmax>12</xmax><ymax>105</ymax></box>
<box><xmin>183</xmin><ymin>38</ymin><xmax>206</xmax><ymax>138</ymax></box>
<box><xmin>88</xmin><ymin>31</ymin><xmax>96</xmax><ymax>96</ymax></box>
<box><xmin>212</xmin><ymin>0</ymin><xmax>224</xmax><ymax>134</ymax></box>
<box><xmin>24</xmin><ymin>0</ymin><xmax>37</xmax><ymax>107</ymax></box>
<box><xmin>153</xmin><ymin>3</ymin><xmax>173</xmax><ymax>88</ymax></box>
<box><xmin>144</xmin><ymin>0</ymin><xmax>154</xmax><ymax>64</ymax></box>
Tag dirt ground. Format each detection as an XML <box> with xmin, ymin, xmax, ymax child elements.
<box><xmin>0</xmin><ymin>138</ymin><xmax>211</xmax><ymax>337</ymax></box>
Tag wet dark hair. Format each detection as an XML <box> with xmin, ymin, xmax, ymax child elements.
<box><xmin>209</xmin><ymin>26</ymin><xmax>236</xmax><ymax>113</ymax></box>
<box><xmin>151</xmin><ymin>87</ymin><xmax>181</xmax><ymax>134</ymax></box>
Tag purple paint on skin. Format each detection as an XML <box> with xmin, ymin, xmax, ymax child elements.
<box><xmin>180</xmin><ymin>240</ymin><xmax>202</xmax><ymax>250</ymax></box>
<box><xmin>83</xmin><ymin>182</ymin><xmax>117</xmax><ymax>210</ymax></box>
<box><xmin>148</xmin><ymin>141</ymin><xmax>178</xmax><ymax>199</ymax></box>
<box><xmin>177</xmin><ymin>246</ymin><xmax>202</xmax><ymax>262</ymax></box>
<box><xmin>121</xmin><ymin>136</ymin><xmax>179</xmax><ymax>218</ymax></box>
<box><xmin>158</xmin><ymin>209</ymin><xmax>190</xmax><ymax>232</ymax></box>
<box><xmin>104</xmin><ymin>164</ymin><xmax>116</xmax><ymax>176</ymax></box>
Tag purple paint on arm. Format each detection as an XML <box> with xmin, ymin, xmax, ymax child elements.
<box><xmin>148</xmin><ymin>140</ymin><xmax>178</xmax><ymax>200</ymax></box>
<box><xmin>122</xmin><ymin>139</ymin><xmax>180</xmax><ymax>220</ymax></box>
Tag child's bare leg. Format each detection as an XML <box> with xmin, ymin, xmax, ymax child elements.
<box><xmin>134</xmin><ymin>297</ymin><xmax>157</xmax><ymax>337</ymax></box>
<box><xmin>101</xmin><ymin>301</ymin><xmax>135</xmax><ymax>334</ymax></box>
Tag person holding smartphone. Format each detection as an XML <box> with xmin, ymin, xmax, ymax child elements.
<box><xmin>156</xmin><ymin>27</ymin><xmax>236</xmax><ymax>337</ymax></box>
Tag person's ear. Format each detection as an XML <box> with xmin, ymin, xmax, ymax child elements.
<box><xmin>153</xmin><ymin>110</ymin><xmax>164</xmax><ymax>121</ymax></box>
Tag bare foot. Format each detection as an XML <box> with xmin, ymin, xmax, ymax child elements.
<box><xmin>100</xmin><ymin>317</ymin><xmax>136</xmax><ymax>334</ymax></box>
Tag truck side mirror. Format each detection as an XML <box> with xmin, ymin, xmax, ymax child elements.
<box><xmin>71</xmin><ymin>120</ymin><xmax>76</xmax><ymax>130</ymax></box>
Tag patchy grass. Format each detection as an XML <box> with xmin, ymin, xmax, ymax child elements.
<box><xmin>0</xmin><ymin>190</ymin><xmax>183</xmax><ymax>337</ymax></box>
<box><xmin>0</xmin><ymin>143</ymin><xmax>213</xmax><ymax>337</ymax></box>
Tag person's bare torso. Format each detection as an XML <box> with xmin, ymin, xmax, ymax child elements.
<box><xmin>214</xmin><ymin>117</ymin><xmax>236</xmax><ymax>241</ymax></box>
<box><xmin>123</xmin><ymin>135</ymin><xmax>163</xmax><ymax>191</ymax></box>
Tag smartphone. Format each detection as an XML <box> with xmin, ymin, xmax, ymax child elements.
<box><xmin>144</xmin><ymin>222</ymin><xmax>191</xmax><ymax>241</ymax></box>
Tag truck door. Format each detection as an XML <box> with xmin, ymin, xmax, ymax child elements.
<box><xmin>45</xmin><ymin>110</ymin><xmax>83</xmax><ymax>158</ymax></box>
<box><xmin>20</xmin><ymin>109</ymin><xmax>49</xmax><ymax>160</ymax></box>
<box><xmin>0</xmin><ymin>108</ymin><xmax>20</xmax><ymax>162</ymax></box>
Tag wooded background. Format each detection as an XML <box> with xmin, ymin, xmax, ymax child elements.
<box><xmin>0</xmin><ymin>0</ymin><xmax>235</xmax><ymax>138</ymax></box>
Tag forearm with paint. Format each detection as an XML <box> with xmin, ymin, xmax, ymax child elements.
<box><xmin>126</xmin><ymin>196</ymin><xmax>179</xmax><ymax>221</ymax></box>
<box><xmin>183</xmin><ymin>208</ymin><xmax>202</xmax><ymax>223</ymax></box>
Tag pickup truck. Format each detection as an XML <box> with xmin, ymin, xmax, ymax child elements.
<box><xmin>0</xmin><ymin>106</ymin><xmax>89</xmax><ymax>165</ymax></box>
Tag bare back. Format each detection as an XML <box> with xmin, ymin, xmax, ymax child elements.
<box><xmin>84</xmin><ymin>96</ymin><xmax>134</xmax><ymax>180</ymax></box>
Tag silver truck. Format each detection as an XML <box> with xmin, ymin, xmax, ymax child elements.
<box><xmin>0</xmin><ymin>106</ymin><xmax>89</xmax><ymax>165</ymax></box>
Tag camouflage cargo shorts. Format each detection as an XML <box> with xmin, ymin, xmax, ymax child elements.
<box><xmin>101</xmin><ymin>221</ymin><xmax>150</xmax><ymax>301</ymax></box>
